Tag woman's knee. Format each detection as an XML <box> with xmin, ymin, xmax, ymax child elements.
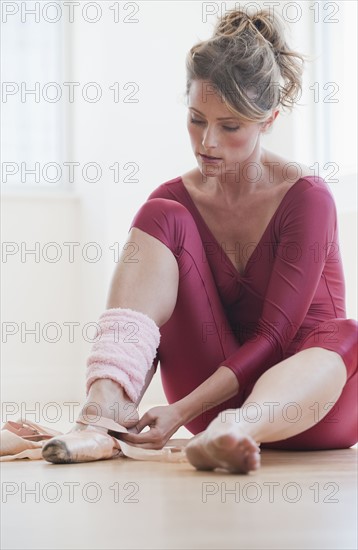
<box><xmin>300</xmin><ymin>318</ymin><xmax>358</xmax><ymax>380</ymax></box>
<box><xmin>131</xmin><ymin>198</ymin><xmax>193</xmax><ymax>227</ymax></box>
<box><xmin>129</xmin><ymin>198</ymin><xmax>200</xmax><ymax>255</ymax></box>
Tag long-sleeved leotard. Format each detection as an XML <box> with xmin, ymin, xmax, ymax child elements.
<box><xmin>128</xmin><ymin>175</ymin><xmax>358</xmax><ymax>449</ymax></box>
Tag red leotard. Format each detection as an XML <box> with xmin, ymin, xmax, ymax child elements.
<box><xmin>129</xmin><ymin>175</ymin><xmax>358</xmax><ymax>449</ymax></box>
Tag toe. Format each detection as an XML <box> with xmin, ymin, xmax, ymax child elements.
<box><xmin>42</xmin><ymin>440</ymin><xmax>72</xmax><ymax>464</ymax></box>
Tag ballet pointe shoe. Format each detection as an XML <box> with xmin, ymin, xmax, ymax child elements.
<box><xmin>42</xmin><ymin>416</ymin><xmax>189</xmax><ymax>464</ymax></box>
<box><xmin>0</xmin><ymin>419</ymin><xmax>62</xmax><ymax>461</ymax></box>
<box><xmin>1</xmin><ymin>419</ymin><xmax>61</xmax><ymax>442</ymax></box>
<box><xmin>41</xmin><ymin>417</ymin><xmax>126</xmax><ymax>464</ymax></box>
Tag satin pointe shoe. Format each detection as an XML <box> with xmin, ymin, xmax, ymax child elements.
<box><xmin>0</xmin><ymin>419</ymin><xmax>62</xmax><ymax>461</ymax></box>
<box><xmin>41</xmin><ymin>416</ymin><xmax>126</xmax><ymax>464</ymax></box>
<box><xmin>42</xmin><ymin>416</ymin><xmax>189</xmax><ymax>464</ymax></box>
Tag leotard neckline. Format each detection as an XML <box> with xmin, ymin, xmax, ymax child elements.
<box><xmin>178</xmin><ymin>176</ymin><xmax>318</xmax><ymax>278</ymax></box>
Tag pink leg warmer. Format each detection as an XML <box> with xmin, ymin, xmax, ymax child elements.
<box><xmin>86</xmin><ymin>307</ymin><xmax>161</xmax><ymax>403</ymax></box>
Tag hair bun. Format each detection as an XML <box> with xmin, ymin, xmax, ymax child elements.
<box><xmin>186</xmin><ymin>7</ymin><xmax>305</xmax><ymax>117</ymax></box>
<box><xmin>250</xmin><ymin>12</ymin><xmax>282</xmax><ymax>53</ymax></box>
<box><xmin>214</xmin><ymin>9</ymin><xmax>284</xmax><ymax>55</ymax></box>
<box><xmin>214</xmin><ymin>10</ymin><xmax>253</xmax><ymax>38</ymax></box>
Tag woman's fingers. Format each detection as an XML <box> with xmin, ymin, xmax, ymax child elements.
<box><xmin>121</xmin><ymin>441</ymin><xmax>166</xmax><ymax>450</ymax></box>
<box><xmin>121</xmin><ymin>425</ymin><xmax>170</xmax><ymax>448</ymax></box>
<box><xmin>118</xmin><ymin>405</ymin><xmax>179</xmax><ymax>449</ymax></box>
<box><xmin>133</xmin><ymin>411</ymin><xmax>154</xmax><ymax>433</ymax></box>
<box><xmin>120</xmin><ymin>430</ymin><xmax>156</xmax><ymax>444</ymax></box>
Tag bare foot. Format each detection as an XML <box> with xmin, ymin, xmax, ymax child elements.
<box><xmin>42</xmin><ymin>380</ymin><xmax>139</xmax><ymax>464</ymax></box>
<box><xmin>185</xmin><ymin>411</ymin><xmax>261</xmax><ymax>474</ymax></box>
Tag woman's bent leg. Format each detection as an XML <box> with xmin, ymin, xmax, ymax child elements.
<box><xmin>82</xmin><ymin>224</ymin><xmax>180</xmax><ymax>425</ymax></box>
<box><xmin>84</xmin><ymin>197</ymin><xmax>242</xmax><ymax>428</ymax></box>
<box><xmin>42</xmin><ymin>221</ymin><xmax>181</xmax><ymax>463</ymax></box>
<box><xmin>43</xmin><ymin>198</ymin><xmax>242</xmax><ymax>463</ymax></box>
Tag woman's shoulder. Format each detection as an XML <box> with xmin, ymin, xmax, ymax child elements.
<box><xmin>262</xmin><ymin>152</ymin><xmax>336</xmax><ymax>224</ymax></box>
<box><xmin>263</xmin><ymin>150</ymin><xmax>314</xmax><ymax>183</ymax></box>
<box><xmin>265</xmin><ymin>151</ymin><xmax>332</xmax><ymax>198</ymax></box>
<box><xmin>145</xmin><ymin>175</ymin><xmax>183</xmax><ymax>201</ymax></box>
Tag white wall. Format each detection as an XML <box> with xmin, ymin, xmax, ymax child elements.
<box><xmin>1</xmin><ymin>1</ymin><xmax>356</xmax><ymax>431</ymax></box>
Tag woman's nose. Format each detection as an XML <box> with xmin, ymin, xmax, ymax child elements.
<box><xmin>201</xmin><ymin>125</ymin><xmax>218</xmax><ymax>149</ymax></box>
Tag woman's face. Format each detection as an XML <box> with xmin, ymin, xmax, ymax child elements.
<box><xmin>186</xmin><ymin>79</ymin><xmax>274</xmax><ymax>179</ymax></box>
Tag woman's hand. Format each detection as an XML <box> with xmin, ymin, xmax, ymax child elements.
<box><xmin>120</xmin><ymin>404</ymin><xmax>184</xmax><ymax>449</ymax></box>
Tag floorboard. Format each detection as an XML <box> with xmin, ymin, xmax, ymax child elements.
<box><xmin>1</xmin><ymin>446</ymin><xmax>357</xmax><ymax>549</ymax></box>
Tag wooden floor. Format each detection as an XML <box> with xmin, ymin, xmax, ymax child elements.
<box><xmin>1</xmin><ymin>446</ymin><xmax>357</xmax><ymax>549</ymax></box>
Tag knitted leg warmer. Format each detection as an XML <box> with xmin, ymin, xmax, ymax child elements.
<box><xmin>86</xmin><ymin>307</ymin><xmax>161</xmax><ymax>403</ymax></box>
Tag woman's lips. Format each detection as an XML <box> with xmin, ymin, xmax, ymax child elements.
<box><xmin>199</xmin><ymin>153</ymin><xmax>222</xmax><ymax>163</ymax></box>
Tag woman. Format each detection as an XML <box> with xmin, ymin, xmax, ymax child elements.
<box><xmin>43</xmin><ymin>8</ymin><xmax>358</xmax><ymax>472</ymax></box>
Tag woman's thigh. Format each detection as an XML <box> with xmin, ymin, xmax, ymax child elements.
<box><xmin>262</xmin><ymin>318</ymin><xmax>358</xmax><ymax>450</ymax></box>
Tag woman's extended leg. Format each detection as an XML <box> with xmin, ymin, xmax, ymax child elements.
<box><xmin>186</xmin><ymin>342</ymin><xmax>357</xmax><ymax>473</ymax></box>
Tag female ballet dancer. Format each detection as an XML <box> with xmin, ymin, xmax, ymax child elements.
<box><xmin>42</xmin><ymin>8</ymin><xmax>358</xmax><ymax>472</ymax></box>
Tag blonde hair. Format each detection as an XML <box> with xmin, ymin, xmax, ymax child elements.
<box><xmin>185</xmin><ymin>7</ymin><xmax>306</xmax><ymax>123</ymax></box>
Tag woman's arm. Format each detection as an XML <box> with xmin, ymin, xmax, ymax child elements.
<box><xmin>223</xmin><ymin>179</ymin><xmax>339</xmax><ymax>388</ymax></box>
<box><xmin>122</xmin><ymin>366</ymin><xmax>238</xmax><ymax>448</ymax></box>
<box><xmin>173</xmin><ymin>365</ymin><xmax>239</xmax><ymax>424</ymax></box>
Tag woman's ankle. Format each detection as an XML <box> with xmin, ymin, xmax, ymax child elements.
<box><xmin>90</xmin><ymin>378</ymin><xmax>130</xmax><ymax>399</ymax></box>
<box><xmin>79</xmin><ymin>379</ymin><xmax>139</xmax><ymax>427</ymax></box>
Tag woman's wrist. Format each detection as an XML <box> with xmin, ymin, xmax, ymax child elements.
<box><xmin>171</xmin><ymin>397</ymin><xmax>200</xmax><ymax>426</ymax></box>
<box><xmin>169</xmin><ymin>366</ymin><xmax>240</xmax><ymax>427</ymax></box>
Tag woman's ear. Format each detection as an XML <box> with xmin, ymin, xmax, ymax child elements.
<box><xmin>261</xmin><ymin>109</ymin><xmax>279</xmax><ymax>133</ymax></box>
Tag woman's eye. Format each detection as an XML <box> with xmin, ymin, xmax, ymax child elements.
<box><xmin>223</xmin><ymin>125</ymin><xmax>240</xmax><ymax>132</ymax></box>
<box><xmin>190</xmin><ymin>117</ymin><xmax>204</xmax><ymax>125</ymax></box>
<box><xmin>190</xmin><ymin>118</ymin><xmax>240</xmax><ymax>132</ymax></box>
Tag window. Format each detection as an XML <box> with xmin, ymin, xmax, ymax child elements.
<box><xmin>1</xmin><ymin>5</ymin><xmax>68</xmax><ymax>190</ymax></box>
<box><xmin>310</xmin><ymin>1</ymin><xmax>357</xmax><ymax>210</ymax></box>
